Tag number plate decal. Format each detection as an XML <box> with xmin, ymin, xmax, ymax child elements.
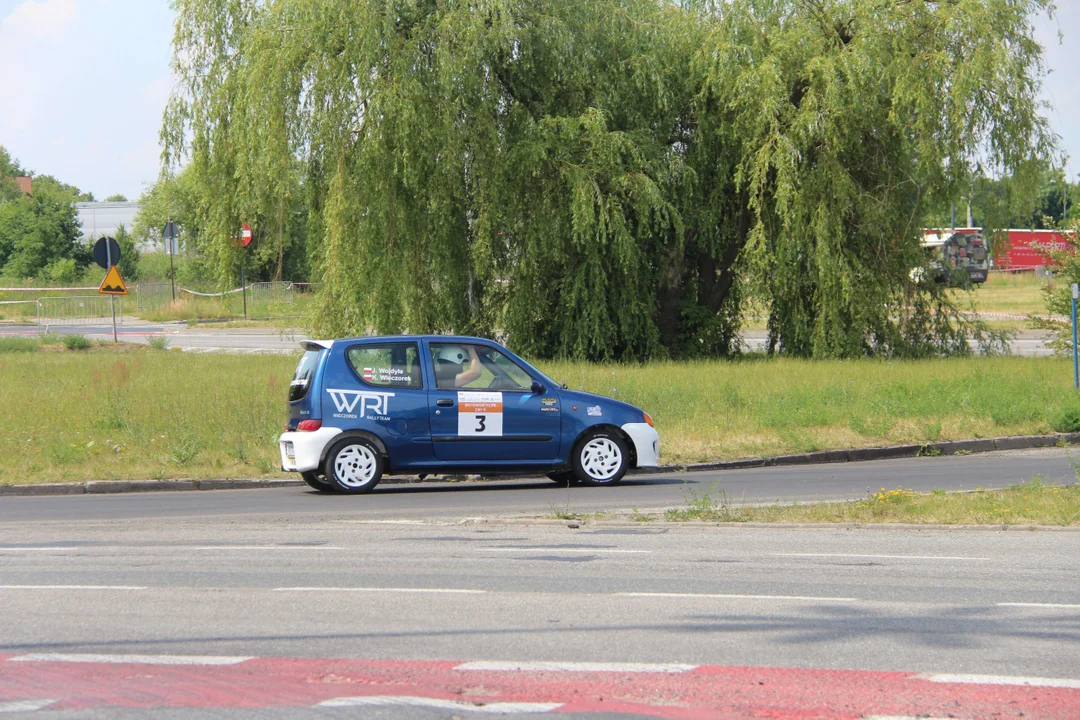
<box><xmin>457</xmin><ymin>392</ymin><xmax>504</xmax><ymax>437</ymax></box>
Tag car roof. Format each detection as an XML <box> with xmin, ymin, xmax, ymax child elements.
<box><xmin>303</xmin><ymin>334</ymin><xmax>498</xmax><ymax>349</ymax></box>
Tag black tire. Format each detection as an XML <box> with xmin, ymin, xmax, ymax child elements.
<box><xmin>301</xmin><ymin>471</ymin><xmax>335</xmax><ymax>493</ymax></box>
<box><xmin>546</xmin><ymin>470</ymin><xmax>577</xmax><ymax>486</ymax></box>
<box><xmin>572</xmin><ymin>430</ymin><xmax>629</xmax><ymax>486</ymax></box>
<box><xmin>323</xmin><ymin>437</ymin><xmax>384</xmax><ymax>494</ymax></box>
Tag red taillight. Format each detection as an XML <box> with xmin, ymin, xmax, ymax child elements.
<box><xmin>643</xmin><ymin>412</ymin><xmax>654</xmax><ymax>428</ymax></box>
<box><xmin>296</xmin><ymin>419</ymin><xmax>322</xmax><ymax>432</ymax></box>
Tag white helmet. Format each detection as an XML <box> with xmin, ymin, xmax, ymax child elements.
<box><xmin>436</xmin><ymin>345</ymin><xmax>468</xmax><ymax>365</ymax></box>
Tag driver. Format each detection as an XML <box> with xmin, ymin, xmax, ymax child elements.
<box><xmin>434</xmin><ymin>344</ymin><xmax>483</xmax><ymax>388</ymax></box>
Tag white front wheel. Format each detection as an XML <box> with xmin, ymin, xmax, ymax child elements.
<box><xmin>573</xmin><ymin>431</ymin><xmax>628</xmax><ymax>486</ymax></box>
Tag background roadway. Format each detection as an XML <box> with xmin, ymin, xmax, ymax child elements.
<box><xmin>0</xmin><ymin>448</ymin><xmax>1073</xmax><ymax>524</ymax></box>
<box><xmin>0</xmin><ymin>323</ymin><xmax>1058</xmax><ymax>356</ymax></box>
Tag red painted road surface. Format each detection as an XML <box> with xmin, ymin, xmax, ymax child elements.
<box><xmin>1</xmin><ymin>654</ymin><xmax>1078</xmax><ymax>718</ymax></box>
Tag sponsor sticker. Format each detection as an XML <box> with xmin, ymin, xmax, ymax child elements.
<box><xmin>458</xmin><ymin>391</ymin><xmax>503</xmax><ymax>436</ymax></box>
<box><xmin>587</xmin><ymin>405</ymin><xmax>602</xmax><ymax>417</ymax></box>
<box><xmin>326</xmin><ymin>388</ymin><xmax>394</xmax><ymax>420</ymax></box>
<box><xmin>541</xmin><ymin>397</ymin><xmax>557</xmax><ymax>406</ymax></box>
<box><xmin>540</xmin><ymin>407</ymin><xmax>559</xmax><ymax>413</ymax></box>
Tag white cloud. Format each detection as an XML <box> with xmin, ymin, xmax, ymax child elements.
<box><xmin>1</xmin><ymin>0</ymin><xmax>78</xmax><ymax>40</ymax></box>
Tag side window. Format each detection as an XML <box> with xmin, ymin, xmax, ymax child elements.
<box><xmin>346</xmin><ymin>343</ymin><xmax>423</xmax><ymax>389</ymax></box>
<box><xmin>430</xmin><ymin>343</ymin><xmax>534</xmax><ymax>391</ymax></box>
<box><xmin>289</xmin><ymin>349</ymin><xmax>323</xmax><ymax>401</ymax></box>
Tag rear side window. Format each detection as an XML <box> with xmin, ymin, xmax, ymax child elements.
<box><xmin>289</xmin><ymin>349</ymin><xmax>323</xmax><ymax>401</ymax></box>
<box><xmin>346</xmin><ymin>343</ymin><xmax>423</xmax><ymax>389</ymax></box>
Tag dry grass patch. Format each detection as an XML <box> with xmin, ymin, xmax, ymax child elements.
<box><xmin>657</xmin><ymin>477</ymin><xmax>1080</xmax><ymax>526</ymax></box>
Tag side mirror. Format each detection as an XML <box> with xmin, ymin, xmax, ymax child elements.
<box><xmin>531</xmin><ymin>380</ymin><xmax>545</xmax><ymax>394</ymax></box>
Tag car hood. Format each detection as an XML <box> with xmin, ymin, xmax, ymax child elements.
<box><xmin>558</xmin><ymin>388</ymin><xmax>644</xmax><ymax>416</ymax></box>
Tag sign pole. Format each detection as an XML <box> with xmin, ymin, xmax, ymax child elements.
<box><xmin>241</xmin><ymin>261</ymin><xmax>248</xmax><ymax>320</ymax></box>
<box><xmin>106</xmin><ymin>241</ymin><xmax>118</xmax><ymax>343</ymax></box>
<box><xmin>166</xmin><ymin>219</ymin><xmax>176</xmax><ymax>302</ymax></box>
<box><xmin>1072</xmin><ymin>283</ymin><xmax>1078</xmax><ymax>390</ymax></box>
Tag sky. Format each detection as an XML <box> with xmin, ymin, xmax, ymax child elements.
<box><xmin>0</xmin><ymin>0</ymin><xmax>1077</xmax><ymax>201</ymax></box>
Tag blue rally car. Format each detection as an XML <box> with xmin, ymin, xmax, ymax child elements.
<box><xmin>278</xmin><ymin>336</ymin><xmax>660</xmax><ymax>493</ymax></box>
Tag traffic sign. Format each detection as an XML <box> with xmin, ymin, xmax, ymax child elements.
<box><xmin>98</xmin><ymin>266</ymin><xmax>128</xmax><ymax>296</ymax></box>
<box><xmin>162</xmin><ymin>220</ymin><xmax>178</xmax><ymax>255</ymax></box>
<box><xmin>93</xmin><ymin>236</ymin><xmax>121</xmax><ymax>269</ymax></box>
<box><xmin>233</xmin><ymin>222</ymin><xmax>253</xmax><ymax>247</ymax></box>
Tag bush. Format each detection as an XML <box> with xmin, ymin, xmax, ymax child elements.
<box><xmin>60</xmin><ymin>334</ymin><xmax>92</xmax><ymax>351</ymax></box>
<box><xmin>147</xmin><ymin>335</ymin><xmax>171</xmax><ymax>350</ymax></box>
<box><xmin>0</xmin><ymin>337</ymin><xmax>38</xmax><ymax>353</ymax></box>
<box><xmin>1052</xmin><ymin>405</ymin><xmax>1080</xmax><ymax>433</ymax></box>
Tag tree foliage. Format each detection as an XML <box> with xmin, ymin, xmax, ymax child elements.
<box><xmin>165</xmin><ymin>0</ymin><xmax>1056</xmax><ymax>359</ymax></box>
<box><xmin>0</xmin><ymin>173</ymin><xmax>85</xmax><ymax>279</ymax></box>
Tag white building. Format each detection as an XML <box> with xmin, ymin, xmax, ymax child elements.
<box><xmin>75</xmin><ymin>201</ymin><xmax>142</xmax><ymax>240</ymax></box>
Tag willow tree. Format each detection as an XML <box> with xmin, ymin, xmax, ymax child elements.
<box><xmin>164</xmin><ymin>0</ymin><xmax>1056</xmax><ymax>359</ymax></box>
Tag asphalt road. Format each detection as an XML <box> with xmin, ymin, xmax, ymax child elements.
<box><xmin>2</xmin><ymin>451</ymin><xmax>1078</xmax><ymax>717</ymax></box>
<box><xmin>1</xmin><ymin>448</ymin><xmax>1073</xmax><ymax>525</ymax></box>
<box><xmin>2</xmin><ymin>519</ymin><xmax>1078</xmax><ymax>672</ymax></box>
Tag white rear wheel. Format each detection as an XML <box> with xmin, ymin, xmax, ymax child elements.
<box><xmin>325</xmin><ymin>439</ymin><xmax>384</xmax><ymax>494</ymax></box>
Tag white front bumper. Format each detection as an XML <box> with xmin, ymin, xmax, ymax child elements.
<box><xmin>621</xmin><ymin>422</ymin><xmax>660</xmax><ymax>467</ymax></box>
<box><xmin>279</xmin><ymin>427</ymin><xmax>342</xmax><ymax>472</ymax></box>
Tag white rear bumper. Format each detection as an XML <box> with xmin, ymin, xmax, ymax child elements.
<box><xmin>278</xmin><ymin>427</ymin><xmax>342</xmax><ymax>472</ymax></box>
<box><xmin>621</xmin><ymin>422</ymin><xmax>660</xmax><ymax>467</ymax></box>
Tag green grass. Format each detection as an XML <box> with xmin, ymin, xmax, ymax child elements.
<box><xmin>536</xmin><ymin>356</ymin><xmax>1080</xmax><ymax>462</ymax></box>
<box><xmin>950</xmin><ymin>271</ymin><xmax>1054</xmax><ymax>319</ymax></box>
<box><xmin>653</xmin><ymin>477</ymin><xmax>1080</xmax><ymax>526</ymax></box>
<box><xmin>1</xmin><ymin>351</ymin><xmax>1079</xmax><ymax>485</ymax></box>
<box><xmin>0</xmin><ymin>350</ymin><xmax>293</xmax><ymax>484</ymax></box>
<box><xmin>0</xmin><ymin>337</ymin><xmax>39</xmax><ymax>352</ymax></box>
<box><xmin>137</xmin><ymin>294</ymin><xmax>311</xmax><ymax>323</ymax></box>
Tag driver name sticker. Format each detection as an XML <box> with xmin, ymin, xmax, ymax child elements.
<box><xmin>457</xmin><ymin>391</ymin><xmax>503</xmax><ymax>437</ymax></box>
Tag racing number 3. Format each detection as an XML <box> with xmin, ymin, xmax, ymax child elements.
<box><xmin>457</xmin><ymin>392</ymin><xmax>503</xmax><ymax>437</ymax></box>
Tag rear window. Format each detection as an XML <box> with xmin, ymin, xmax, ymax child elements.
<box><xmin>346</xmin><ymin>343</ymin><xmax>423</xmax><ymax>389</ymax></box>
<box><xmin>289</xmin><ymin>349</ymin><xmax>323</xmax><ymax>401</ymax></box>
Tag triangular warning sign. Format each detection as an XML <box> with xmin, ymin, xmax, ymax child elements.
<box><xmin>98</xmin><ymin>265</ymin><xmax>128</xmax><ymax>295</ymax></box>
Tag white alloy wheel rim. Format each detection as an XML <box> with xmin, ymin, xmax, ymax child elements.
<box><xmin>580</xmin><ymin>437</ymin><xmax>622</xmax><ymax>481</ymax></box>
<box><xmin>333</xmin><ymin>444</ymin><xmax>378</xmax><ymax>488</ymax></box>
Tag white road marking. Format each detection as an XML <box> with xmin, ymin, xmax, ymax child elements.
<box><xmin>0</xmin><ymin>547</ymin><xmax>80</xmax><ymax>552</ymax></box>
<box><xmin>455</xmin><ymin>661</ymin><xmax>697</xmax><ymax>673</ymax></box>
<box><xmin>9</xmin><ymin>654</ymin><xmax>253</xmax><ymax>665</ymax></box>
<box><xmin>192</xmin><ymin>546</ymin><xmax>344</xmax><ymax>551</ymax></box>
<box><xmin>273</xmin><ymin>587</ymin><xmax>486</xmax><ymax>594</ymax></box>
<box><xmin>616</xmin><ymin>592</ymin><xmax>857</xmax><ymax>602</ymax></box>
<box><xmin>0</xmin><ymin>585</ymin><xmax>146</xmax><ymax>591</ymax></box>
<box><xmin>772</xmin><ymin>553</ymin><xmax>989</xmax><ymax>561</ymax></box>
<box><xmin>998</xmin><ymin>602</ymin><xmax>1080</xmax><ymax>609</ymax></box>
<box><xmin>318</xmin><ymin>697</ymin><xmax>562</xmax><ymax>713</ymax></box>
<box><xmin>917</xmin><ymin>673</ymin><xmax>1080</xmax><ymax>689</ymax></box>
<box><xmin>482</xmin><ymin>548</ymin><xmax>650</xmax><ymax>554</ymax></box>
<box><xmin>0</xmin><ymin>699</ymin><xmax>56</xmax><ymax>713</ymax></box>
<box><xmin>348</xmin><ymin>520</ymin><xmax>426</xmax><ymax>525</ymax></box>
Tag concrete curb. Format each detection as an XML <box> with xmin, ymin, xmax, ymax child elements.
<box><xmin>672</xmin><ymin>432</ymin><xmax>1080</xmax><ymax>474</ymax></box>
<box><xmin>1</xmin><ymin>432</ymin><xmax>1077</xmax><ymax>497</ymax></box>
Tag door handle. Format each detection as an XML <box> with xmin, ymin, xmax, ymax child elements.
<box><xmin>436</xmin><ymin>399</ymin><xmax>454</xmax><ymax>407</ymax></box>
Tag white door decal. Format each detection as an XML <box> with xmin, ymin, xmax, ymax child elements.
<box><xmin>457</xmin><ymin>392</ymin><xmax>503</xmax><ymax>437</ymax></box>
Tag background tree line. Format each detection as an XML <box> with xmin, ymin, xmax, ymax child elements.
<box><xmin>0</xmin><ymin>145</ymin><xmax>141</xmax><ymax>283</ymax></box>
<box><xmin>163</xmin><ymin>0</ymin><xmax>1059</xmax><ymax>360</ymax></box>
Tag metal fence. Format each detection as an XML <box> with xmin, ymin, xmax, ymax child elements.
<box><xmin>134</xmin><ymin>283</ymin><xmax>175</xmax><ymax>310</ymax></box>
<box><xmin>248</xmin><ymin>281</ymin><xmax>295</xmax><ymax>305</ymax></box>
<box><xmin>37</xmin><ymin>296</ymin><xmax>124</xmax><ymax>330</ymax></box>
